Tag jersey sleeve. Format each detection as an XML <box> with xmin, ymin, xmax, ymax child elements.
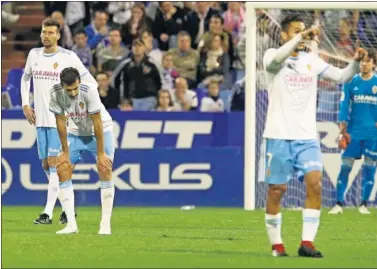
<box><xmin>49</xmin><ymin>89</ymin><xmax>64</xmax><ymax>115</ymax></box>
<box><xmin>86</xmin><ymin>88</ymin><xmax>103</xmax><ymax>114</ymax></box>
<box><xmin>71</xmin><ymin>52</ymin><xmax>98</xmax><ymax>87</ymax></box>
<box><xmin>21</xmin><ymin>49</ymin><xmax>34</xmax><ymax>106</ymax></box>
<box><xmin>338</xmin><ymin>81</ymin><xmax>352</xmax><ymax>122</ymax></box>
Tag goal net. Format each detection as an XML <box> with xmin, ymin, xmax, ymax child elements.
<box><xmin>252</xmin><ymin>7</ymin><xmax>377</xmax><ymax>209</ymax></box>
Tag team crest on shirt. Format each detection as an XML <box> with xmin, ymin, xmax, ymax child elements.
<box><xmin>53</xmin><ymin>62</ymin><xmax>58</xmax><ymax>70</ymax></box>
<box><xmin>372</xmin><ymin>86</ymin><xmax>377</xmax><ymax>94</ymax></box>
<box><xmin>266</xmin><ymin>168</ymin><xmax>271</xmax><ymax>177</ymax></box>
<box><xmin>307</xmin><ymin>64</ymin><xmax>312</xmax><ymax>71</ymax></box>
<box><xmin>79</xmin><ymin>102</ymin><xmax>84</xmax><ymax>109</ymax></box>
<box><xmin>142</xmin><ymin>65</ymin><xmax>151</xmax><ymax>74</ymax></box>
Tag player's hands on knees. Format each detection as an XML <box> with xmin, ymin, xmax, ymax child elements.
<box><xmin>57</xmin><ymin>152</ymin><xmax>73</xmax><ymax>177</ymax></box>
<box><xmin>22</xmin><ymin>105</ymin><xmax>36</xmax><ymax>125</ymax></box>
<box><xmin>97</xmin><ymin>153</ymin><xmax>113</xmax><ymax>170</ymax></box>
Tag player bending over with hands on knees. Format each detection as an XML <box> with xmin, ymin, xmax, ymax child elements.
<box><xmin>50</xmin><ymin>67</ymin><xmax>115</xmax><ymax>235</ymax></box>
<box><xmin>329</xmin><ymin>50</ymin><xmax>377</xmax><ymax>215</ymax></box>
<box><xmin>261</xmin><ymin>14</ymin><xmax>367</xmax><ymax>258</ymax></box>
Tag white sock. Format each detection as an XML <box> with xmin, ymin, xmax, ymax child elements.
<box><xmin>302</xmin><ymin>209</ymin><xmax>320</xmax><ymax>242</ymax></box>
<box><xmin>43</xmin><ymin>168</ymin><xmax>59</xmax><ymax>218</ymax></box>
<box><xmin>100</xmin><ymin>180</ymin><xmax>114</xmax><ymax>225</ymax></box>
<box><xmin>265</xmin><ymin>213</ymin><xmax>282</xmax><ymax>245</ymax></box>
<box><xmin>59</xmin><ymin>180</ymin><xmax>77</xmax><ymax>229</ymax></box>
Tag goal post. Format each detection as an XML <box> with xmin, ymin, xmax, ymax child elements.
<box><xmin>244</xmin><ymin>1</ymin><xmax>377</xmax><ymax>210</ymax></box>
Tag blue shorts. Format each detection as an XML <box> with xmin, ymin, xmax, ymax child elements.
<box><xmin>36</xmin><ymin>127</ymin><xmax>61</xmax><ymax>160</ymax></box>
<box><xmin>263</xmin><ymin>139</ymin><xmax>323</xmax><ymax>185</ymax></box>
<box><xmin>342</xmin><ymin>139</ymin><xmax>377</xmax><ymax>160</ymax></box>
<box><xmin>68</xmin><ymin>131</ymin><xmax>115</xmax><ymax>165</ymax></box>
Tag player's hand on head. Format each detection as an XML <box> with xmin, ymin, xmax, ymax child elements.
<box><xmin>22</xmin><ymin>105</ymin><xmax>36</xmax><ymax>125</ymax></box>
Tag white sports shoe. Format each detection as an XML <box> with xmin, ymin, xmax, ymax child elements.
<box><xmin>98</xmin><ymin>221</ymin><xmax>111</xmax><ymax>235</ymax></box>
<box><xmin>328</xmin><ymin>205</ymin><xmax>343</xmax><ymax>214</ymax></box>
<box><xmin>358</xmin><ymin>205</ymin><xmax>371</xmax><ymax>214</ymax></box>
<box><xmin>56</xmin><ymin>226</ymin><xmax>78</xmax><ymax>234</ymax></box>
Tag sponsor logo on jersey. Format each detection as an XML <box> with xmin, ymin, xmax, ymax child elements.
<box><xmin>353</xmin><ymin>87</ymin><xmax>359</xmax><ymax>91</ymax></box>
<box><xmin>53</xmin><ymin>62</ymin><xmax>58</xmax><ymax>70</ymax></box>
<box><xmin>79</xmin><ymin>102</ymin><xmax>84</xmax><ymax>109</ymax></box>
<box><xmin>372</xmin><ymin>86</ymin><xmax>377</xmax><ymax>94</ymax></box>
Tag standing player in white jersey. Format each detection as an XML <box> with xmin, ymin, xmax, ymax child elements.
<box><xmin>21</xmin><ymin>18</ymin><xmax>98</xmax><ymax>225</ymax></box>
<box><xmin>261</xmin><ymin>14</ymin><xmax>367</xmax><ymax>258</ymax></box>
<box><xmin>50</xmin><ymin>67</ymin><xmax>115</xmax><ymax>235</ymax></box>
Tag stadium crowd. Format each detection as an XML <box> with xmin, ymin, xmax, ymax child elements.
<box><xmin>2</xmin><ymin>2</ymin><xmax>377</xmax><ymax>112</ymax></box>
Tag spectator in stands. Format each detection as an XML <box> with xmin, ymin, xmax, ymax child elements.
<box><xmin>170</xmin><ymin>77</ymin><xmax>198</xmax><ymax>111</ymax></box>
<box><xmin>153</xmin><ymin>2</ymin><xmax>185</xmax><ymax>51</ymax></box>
<box><xmin>200</xmin><ymin>80</ymin><xmax>224</xmax><ymax>112</ymax></box>
<box><xmin>51</xmin><ymin>11</ymin><xmax>73</xmax><ymax>49</ymax></box>
<box><xmin>156</xmin><ymin>89</ymin><xmax>177</xmax><ymax>111</ymax></box>
<box><xmin>111</xmin><ymin>39</ymin><xmax>162</xmax><ymax>111</ymax></box>
<box><xmin>1</xmin><ymin>3</ymin><xmax>20</xmax><ymax>42</ymax></box>
<box><xmin>168</xmin><ymin>31</ymin><xmax>200</xmax><ymax>89</ymax></box>
<box><xmin>85</xmin><ymin>10</ymin><xmax>110</xmax><ymax>50</ymax></box>
<box><xmin>161</xmin><ymin>52</ymin><xmax>179</xmax><ymax>90</ymax></box>
<box><xmin>230</xmin><ymin>78</ymin><xmax>244</xmax><ymax>111</ymax></box>
<box><xmin>185</xmin><ymin>2</ymin><xmax>219</xmax><ymax>49</ymax></box>
<box><xmin>337</xmin><ymin>18</ymin><xmax>356</xmax><ymax>58</ymax></box>
<box><xmin>97</xmin><ymin>72</ymin><xmax>120</xmax><ymax>109</ymax></box>
<box><xmin>72</xmin><ymin>30</ymin><xmax>92</xmax><ymax>71</ymax></box>
<box><xmin>141</xmin><ymin>30</ymin><xmax>163</xmax><ymax>72</ymax></box>
<box><xmin>97</xmin><ymin>28</ymin><xmax>129</xmax><ymax>72</ymax></box>
<box><xmin>108</xmin><ymin>2</ymin><xmax>134</xmax><ymax>25</ymax></box>
<box><xmin>223</xmin><ymin>2</ymin><xmax>245</xmax><ymax>47</ymax></box>
<box><xmin>118</xmin><ymin>98</ymin><xmax>133</xmax><ymax>111</ymax></box>
<box><xmin>198</xmin><ymin>34</ymin><xmax>230</xmax><ymax>88</ymax></box>
<box><xmin>233</xmin><ymin>34</ymin><xmax>245</xmax><ymax>81</ymax></box>
<box><xmin>64</xmin><ymin>2</ymin><xmax>91</xmax><ymax>35</ymax></box>
<box><xmin>121</xmin><ymin>3</ymin><xmax>153</xmax><ymax>47</ymax></box>
<box><xmin>182</xmin><ymin>1</ymin><xmax>195</xmax><ymax>17</ymax></box>
<box><xmin>199</xmin><ymin>14</ymin><xmax>234</xmax><ymax>64</ymax></box>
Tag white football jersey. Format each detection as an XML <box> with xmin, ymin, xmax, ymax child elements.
<box><xmin>49</xmin><ymin>83</ymin><xmax>113</xmax><ymax>136</ymax></box>
<box><xmin>22</xmin><ymin>47</ymin><xmax>97</xmax><ymax>127</ymax></box>
<box><xmin>200</xmin><ymin>96</ymin><xmax>224</xmax><ymax>112</ymax></box>
<box><xmin>263</xmin><ymin>50</ymin><xmax>329</xmax><ymax>140</ymax></box>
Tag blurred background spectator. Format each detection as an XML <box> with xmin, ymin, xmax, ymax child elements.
<box><xmin>112</xmin><ymin>38</ymin><xmax>161</xmax><ymax>111</ymax></box>
<box><xmin>200</xmin><ymin>80</ymin><xmax>224</xmax><ymax>112</ymax></box>
<box><xmin>156</xmin><ymin>89</ymin><xmax>177</xmax><ymax>111</ymax></box>
<box><xmin>51</xmin><ymin>11</ymin><xmax>73</xmax><ymax>49</ymax></box>
<box><xmin>170</xmin><ymin>77</ymin><xmax>198</xmax><ymax>111</ymax></box>
<box><xmin>161</xmin><ymin>52</ymin><xmax>179</xmax><ymax>90</ymax></box>
<box><xmin>72</xmin><ymin>30</ymin><xmax>92</xmax><ymax>71</ymax></box>
<box><xmin>97</xmin><ymin>72</ymin><xmax>120</xmax><ymax>109</ymax></box>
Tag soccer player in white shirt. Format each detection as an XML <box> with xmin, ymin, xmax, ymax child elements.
<box><xmin>261</xmin><ymin>14</ymin><xmax>366</xmax><ymax>258</ymax></box>
<box><xmin>20</xmin><ymin>18</ymin><xmax>98</xmax><ymax>225</ymax></box>
<box><xmin>50</xmin><ymin>67</ymin><xmax>115</xmax><ymax>235</ymax></box>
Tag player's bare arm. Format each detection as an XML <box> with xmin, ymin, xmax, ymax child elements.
<box><xmin>55</xmin><ymin>113</ymin><xmax>72</xmax><ymax>181</ymax></box>
<box><xmin>90</xmin><ymin>112</ymin><xmax>112</xmax><ymax>180</ymax></box>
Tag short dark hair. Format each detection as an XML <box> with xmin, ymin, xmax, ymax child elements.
<box><xmin>281</xmin><ymin>14</ymin><xmax>305</xmax><ymax>32</ymax></box>
<box><xmin>74</xmin><ymin>29</ymin><xmax>87</xmax><ymax>37</ymax></box>
<box><xmin>141</xmin><ymin>29</ymin><xmax>153</xmax><ymax>37</ymax></box>
<box><xmin>94</xmin><ymin>10</ymin><xmax>108</xmax><ymax>18</ymax></box>
<box><xmin>210</xmin><ymin>14</ymin><xmax>224</xmax><ymax>25</ymax></box>
<box><xmin>95</xmin><ymin>71</ymin><xmax>109</xmax><ymax>79</ymax></box>
<box><xmin>42</xmin><ymin>17</ymin><xmax>60</xmax><ymax>31</ymax></box>
<box><xmin>60</xmin><ymin>68</ymin><xmax>80</xmax><ymax>86</ymax></box>
<box><xmin>177</xmin><ymin>30</ymin><xmax>191</xmax><ymax>39</ymax></box>
<box><xmin>109</xmin><ymin>28</ymin><xmax>121</xmax><ymax>35</ymax></box>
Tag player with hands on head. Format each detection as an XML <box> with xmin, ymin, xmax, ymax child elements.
<box><xmin>50</xmin><ymin>67</ymin><xmax>115</xmax><ymax>235</ymax></box>
<box><xmin>329</xmin><ymin>49</ymin><xmax>377</xmax><ymax>215</ymax></box>
<box><xmin>262</xmin><ymin>14</ymin><xmax>367</xmax><ymax>258</ymax></box>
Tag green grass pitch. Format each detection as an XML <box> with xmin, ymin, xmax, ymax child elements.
<box><xmin>2</xmin><ymin>206</ymin><xmax>377</xmax><ymax>268</ymax></box>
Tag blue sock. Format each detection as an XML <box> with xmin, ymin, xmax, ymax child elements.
<box><xmin>336</xmin><ymin>165</ymin><xmax>352</xmax><ymax>204</ymax></box>
<box><xmin>361</xmin><ymin>165</ymin><xmax>376</xmax><ymax>204</ymax></box>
